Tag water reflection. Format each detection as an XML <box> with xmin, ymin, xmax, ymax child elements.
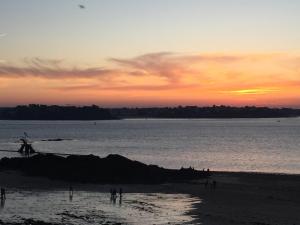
<box><xmin>0</xmin><ymin>190</ymin><xmax>200</xmax><ymax>225</ymax></box>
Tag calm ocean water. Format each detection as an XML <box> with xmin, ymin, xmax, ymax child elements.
<box><xmin>0</xmin><ymin>118</ymin><xmax>299</xmax><ymax>174</ymax></box>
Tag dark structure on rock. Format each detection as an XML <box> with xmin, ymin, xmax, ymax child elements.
<box><xmin>18</xmin><ymin>138</ymin><xmax>35</xmax><ymax>156</ymax></box>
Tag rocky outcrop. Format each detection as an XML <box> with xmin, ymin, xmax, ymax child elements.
<box><xmin>0</xmin><ymin>154</ymin><xmax>209</xmax><ymax>184</ymax></box>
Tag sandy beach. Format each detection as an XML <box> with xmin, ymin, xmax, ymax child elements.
<box><xmin>0</xmin><ymin>170</ymin><xmax>299</xmax><ymax>225</ymax></box>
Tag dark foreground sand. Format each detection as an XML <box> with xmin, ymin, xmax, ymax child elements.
<box><xmin>0</xmin><ymin>170</ymin><xmax>299</xmax><ymax>225</ymax></box>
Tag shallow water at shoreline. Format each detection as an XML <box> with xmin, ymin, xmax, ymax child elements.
<box><xmin>0</xmin><ymin>118</ymin><xmax>300</xmax><ymax>174</ymax></box>
<box><xmin>0</xmin><ymin>190</ymin><xmax>200</xmax><ymax>225</ymax></box>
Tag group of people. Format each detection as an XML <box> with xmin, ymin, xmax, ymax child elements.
<box><xmin>110</xmin><ymin>188</ymin><xmax>123</xmax><ymax>204</ymax></box>
<box><xmin>68</xmin><ymin>186</ymin><xmax>124</xmax><ymax>204</ymax></box>
<box><xmin>204</xmin><ymin>179</ymin><xmax>217</xmax><ymax>189</ymax></box>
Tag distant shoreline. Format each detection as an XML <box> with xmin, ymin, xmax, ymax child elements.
<box><xmin>1</xmin><ymin>104</ymin><xmax>300</xmax><ymax>120</ymax></box>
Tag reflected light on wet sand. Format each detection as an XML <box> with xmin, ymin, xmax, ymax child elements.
<box><xmin>0</xmin><ymin>190</ymin><xmax>201</xmax><ymax>225</ymax></box>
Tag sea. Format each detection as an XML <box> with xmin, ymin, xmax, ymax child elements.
<box><xmin>0</xmin><ymin>118</ymin><xmax>300</xmax><ymax>174</ymax></box>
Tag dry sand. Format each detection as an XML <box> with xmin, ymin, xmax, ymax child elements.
<box><xmin>0</xmin><ymin>170</ymin><xmax>299</xmax><ymax>225</ymax></box>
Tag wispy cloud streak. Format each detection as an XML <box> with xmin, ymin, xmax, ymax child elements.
<box><xmin>1</xmin><ymin>53</ymin><xmax>300</xmax><ymax>94</ymax></box>
<box><xmin>0</xmin><ymin>58</ymin><xmax>114</xmax><ymax>79</ymax></box>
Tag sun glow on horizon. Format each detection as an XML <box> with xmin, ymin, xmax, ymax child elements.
<box><xmin>0</xmin><ymin>52</ymin><xmax>299</xmax><ymax>107</ymax></box>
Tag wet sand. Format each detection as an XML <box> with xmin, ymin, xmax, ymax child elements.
<box><xmin>184</xmin><ymin>172</ymin><xmax>300</xmax><ymax>225</ymax></box>
<box><xmin>0</xmin><ymin>170</ymin><xmax>299</xmax><ymax>225</ymax></box>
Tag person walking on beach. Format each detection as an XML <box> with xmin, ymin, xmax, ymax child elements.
<box><xmin>0</xmin><ymin>197</ymin><xmax>4</xmax><ymax>209</ymax></box>
<box><xmin>69</xmin><ymin>185</ymin><xmax>73</xmax><ymax>201</ymax></box>
<box><xmin>212</xmin><ymin>180</ymin><xmax>217</xmax><ymax>190</ymax></box>
<box><xmin>118</xmin><ymin>188</ymin><xmax>123</xmax><ymax>204</ymax></box>
<box><xmin>110</xmin><ymin>188</ymin><xmax>113</xmax><ymax>200</ymax></box>
<box><xmin>204</xmin><ymin>179</ymin><xmax>209</xmax><ymax>188</ymax></box>
<box><xmin>69</xmin><ymin>186</ymin><xmax>73</xmax><ymax>195</ymax></box>
<box><xmin>111</xmin><ymin>188</ymin><xmax>117</xmax><ymax>204</ymax></box>
<box><xmin>0</xmin><ymin>188</ymin><xmax>6</xmax><ymax>200</ymax></box>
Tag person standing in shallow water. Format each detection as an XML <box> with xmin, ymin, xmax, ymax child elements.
<box><xmin>204</xmin><ymin>179</ymin><xmax>209</xmax><ymax>188</ymax></box>
<box><xmin>212</xmin><ymin>180</ymin><xmax>217</xmax><ymax>190</ymax></box>
<box><xmin>69</xmin><ymin>186</ymin><xmax>73</xmax><ymax>201</ymax></box>
<box><xmin>119</xmin><ymin>188</ymin><xmax>123</xmax><ymax>205</ymax></box>
<box><xmin>0</xmin><ymin>188</ymin><xmax>5</xmax><ymax>200</ymax></box>
<box><xmin>69</xmin><ymin>186</ymin><xmax>73</xmax><ymax>195</ymax></box>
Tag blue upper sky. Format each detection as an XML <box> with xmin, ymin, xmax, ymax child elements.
<box><xmin>1</xmin><ymin>0</ymin><xmax>300</xmax><ymax>64</ymax></box>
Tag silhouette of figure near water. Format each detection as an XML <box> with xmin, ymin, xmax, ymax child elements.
<box><xmin>204</xmin><ymin>179</ymin><xmax>209</xmax><ymax>188</ymax></box>
<box><xmin>119</xmin><ymin>188</ymin><xmax>123</xmax><ymax>205</ymax></box>
<box><xmin>69</xmin><ymin>186</ymin><xmax>73</xmax><ymax>201</ymax></box>
<box><xmin>110</xmin><ymin>188</ymin><xmax>120</xmax><ymax>204</ymax></box>
<box><xmin>110</xmin><ymin>188</ymin><xmax>113</xmax><ymax>200</ymax></box>
<box><xmin>212</xmin><ymin>180</ymin><xmax>217</xmax><ymax>190</ymax></box>
<box><xmin>113</xmin><ymin>189</ymin><xmax>117</xmax><ymax>203</ymax></box>
<box><xmin>69</xmin><ymin>186</ymin><xmax>73</xmax><ymax>195</ymax></box>
<box><xmin>0</xmin><ymin>196</ymin><xmax>5</xmax><ymax>210</ymax></box>
<box><xmin>1</xmin><ymin>188</ymin><xmax>6</xmax><ymax>200</ymax></box>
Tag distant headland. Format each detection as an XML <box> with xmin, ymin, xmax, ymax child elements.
<box><xmin>0</xmin><ymin>104</ymin><xmax>300</xmax><ymax>120</ymax></box>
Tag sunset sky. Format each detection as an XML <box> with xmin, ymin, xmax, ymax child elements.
<box><xmin>0</xmin><ymin>0</ymin><xmax>300</xmax><ymax>107</ymax></box>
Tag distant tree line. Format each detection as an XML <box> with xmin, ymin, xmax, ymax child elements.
<box><xmin>0</xmin><ymin>104</ymin><xmax>115</xmax><ymax>120</ymax></box>
<box><xmin>110</xmin><ymin>105</ymin><xmax>300</xmax><ymax>119</ymax></box>
<box><xmin>0</xmin><ymin>105</ymin><xmax>300</xmax><ymax>120</ymax></box>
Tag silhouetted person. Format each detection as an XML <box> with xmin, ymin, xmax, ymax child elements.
<box><xmin>0</xmin><ymin>197</ymin><xmax>4</xmax><ymax>210</ymax></box>
<box><xmin>69</xmin><ymin>186</ymin><xmax>73</xmax><ymax>195</ymax></box>
<box><xmin>204</xmin><ymin>180</ymin><xmax>209</xmax><ymax>188</ymax></box>
<box><xmin>69</xmin><ymin>186</ymin><xmax>73</xmax><ymax>201</ymax></box>
<box><xmin>112</xmin><ymin>188</ymin><xmax>117</xmax><ymax>204</ymax></box>
<box><xmin>212</xmin><ymin>180</ymin><xmax>217</xmax><ymax>189</ymax></box>
<box><xmin>119</xmin><ymin>188</ymin><xmax>123</xmax><ymax>197</ymax></box>
<box><xmin>0</xmin><ymin>188</ymin><xmax>6</xmax><ymax>200</ymax></box>
<box><xmin>110</xmin><ymin>188</ymin><xmax>113</xmax><ymax>201</ymax></box>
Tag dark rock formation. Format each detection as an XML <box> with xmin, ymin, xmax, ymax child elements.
<box><xmin>0</xmin><ymin>154</ymin><xmax>209</xmax><ymax>184</ymax></box>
